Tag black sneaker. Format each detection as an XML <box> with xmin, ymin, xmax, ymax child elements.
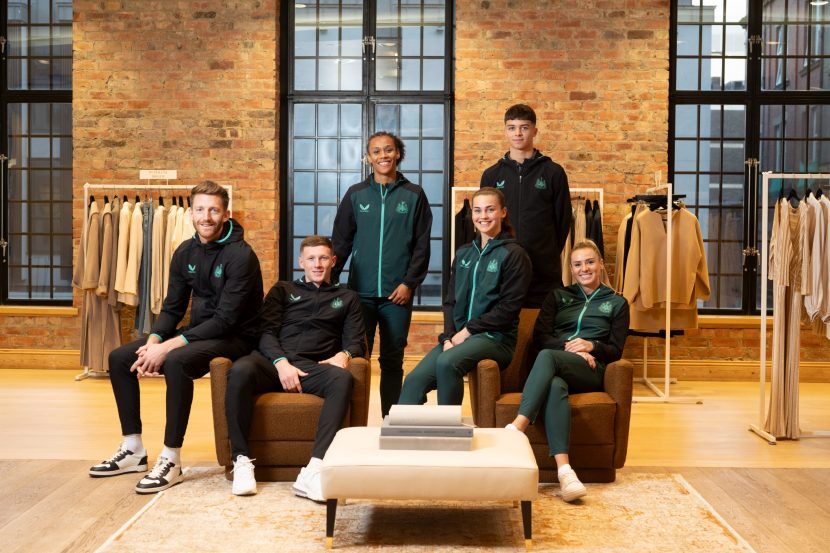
<box><xmin>89</xmin><ymin>446</ymin><xmax>148</xmax><ymax>477</ymax></box>
<box><xmin>135</xmin><ymin>456</ymin><xmax>183</xmax><ymax>494</ymax></box>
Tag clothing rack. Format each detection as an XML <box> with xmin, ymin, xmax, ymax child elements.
<box><xmin>75</xmin><ymin>183</ymin><xmax>233</xmax><ymax>381</ymax></box>
<box><xmin>633</xmin><ymin>181</ymin><xmax>702</xmax><ymax>404</ymax></box>
<box><xmin>449</xmin><ymin>186</ymin><xmax>605</xmax><ymax>260</ymax></box>
<box><xmin>750</xmin><ymin>172</ymin><xmax>830</xmax><ymax>444</ymax></box>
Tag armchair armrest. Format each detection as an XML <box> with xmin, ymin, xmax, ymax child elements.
<box><xmin>603</xmin><ymin>359</ymin><xmax>634</xmax><ymax>469</ymax></box>
<box><xmin>468</xmin><ymin>359</ymin><xmax>502</xmax><ymax>428</ymax></box>
<box><xmin>345</xmin><ymin>357</ymin><xmax>370</xmax><ymax>427</ymax></box>
<box><xmin>209</xmin><ymin>357</ymin><xmax>233</xmax><ymax>467</ymax></box>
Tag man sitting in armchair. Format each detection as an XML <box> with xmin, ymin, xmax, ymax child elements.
<box><xmin>224</xmin><ymin>235</ymin><xmax>365</xmax><ymax>498</ymax></box>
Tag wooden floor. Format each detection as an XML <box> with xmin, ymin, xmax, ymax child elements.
<box><xmin>1</xmin><ymin>368</ymin><xmax>829</xmax><ymax>552</ymax></box>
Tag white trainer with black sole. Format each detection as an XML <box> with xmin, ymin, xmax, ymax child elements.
<box><xmin>89</xmin><ymin>446</ymin><xmax>148</xmax><ymax>477</ymax></box>
<box><xmin>231</xmin><ymin>455</ymin><xmax>257</xmax><ymax>496</ymax></box>
<box><xmin>135</xmin><ymin>455</ymin><xmax>182</xmax><ymax>494</ymax></box>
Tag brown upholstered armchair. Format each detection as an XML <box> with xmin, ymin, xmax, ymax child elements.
<box><xmin>210</xmin><ymin>356</ymin><xmax>371</xmax><ymax>481</ymax></box>
<box><xmin>468</xmin><ymin>308</ymin><xmax>634</xmax><ymax>483</ymax></box>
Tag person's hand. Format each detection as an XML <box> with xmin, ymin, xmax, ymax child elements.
<box><xmin>450</xmin><ymin>327</ymin><xmax>471</xmax><ymax>346</ymax></box>
<box><xmin>564</xmin><ymin>338</ymin><xmax>594</xmax><ymax>353</ymax></box>
<box><xmin>387</xmin><ymin>283</ymin><xmax>412</xmax><ymax>305</ymax></box>
<box><xmin>442</xmin><ymin>340</ymin><xmax>454</xmax><ymax>352</ymax></box>
<box><xmin>131</xmin><ymin>342</ymin><xmax>169</xmax><ymax>377</ymax></box>
<box><xmin>275</xmin><ymin>360</ymin><xmax>308</xmax><ymax>392</ymax></box>
<box><xmin>574</xmin><ymin>351</ymin><xmax>597</xmax><ymax>370</ymax></box>
<box><xmin>134</xmin><ymin>334</ymin><xmax>162</xmax><ymax>359</ymax></box>
<box><xmin>320</xmin><ymin>351</ymin><xmax>349</xmax><ymax>369</ymax></box>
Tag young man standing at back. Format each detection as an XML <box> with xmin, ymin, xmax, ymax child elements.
<box><xmin>480</xmin><ymin>104</ymin><xmax>572</xmax><ymax>308</ymax></box>
<box><xmin>88</xmin><ymin>181</ymin><xmax>263</xmax><ymax>494</ymax></box>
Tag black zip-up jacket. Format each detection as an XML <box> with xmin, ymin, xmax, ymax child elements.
<box><xmin>480</xmin><ymin>150</ymin><xmax>571</xmax><ymax>307</ymax></box>
<box><xmin>152</xmin><ymin>219</ymin><xmax>263</xmax><ymax>344</ymax></box>
<box><xmin>441</xmin><ymin>231</ymin><xmax>532</xmax><ymax>347</ymax></box>
<box><xmin>257</xmin><ymin>278</ymin><xmax>366</xmax><ymax>368</ymax></box>
<box><xmin>533</xmin><ymin>283</ymin><xmax>629</xmax><ymax>368</ymax></box>
<box><xmin>332</xmin><ymin>173</ymin><xmax>432</xmax><ymax>297</ymax></box>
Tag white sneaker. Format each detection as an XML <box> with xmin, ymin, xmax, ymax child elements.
<box><xmin>89</xmin><ymin>445</ymin><xmax>148</xmax><ymax>477</ymax></box>
<box><xmin>558</xmin><ymin>469</ymin><xmax>587</xmax><ymax>502</ymax></box>
<box><xmin>232</xmin><ymin>455</ymin><xmax>257</xmax><ymax>496</ymax></box>
<box><xmin>293</xmin><ymin>463</ymin><xmax>325</xmax><ymax>503</ymax></box>
<box><xmin>135</xmin><ymin>455</ymin><xmax>183</xmax><ymax>494</ymax></box>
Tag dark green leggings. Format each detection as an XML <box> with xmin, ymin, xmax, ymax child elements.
<box><xmin>518</xmin><ymin>349</ymin><xmax>604</xmax><ymax>456</ymax></box>
<box><xmin>399</xmin><ymin>333</ymin><xmax>514</xmax><ymax>406</ymax></box>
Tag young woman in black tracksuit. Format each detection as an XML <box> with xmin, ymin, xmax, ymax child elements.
<box><xmin>398</xmin><ymin>188</ymin><xmax>531</xmax><ymax>405</ymax></box>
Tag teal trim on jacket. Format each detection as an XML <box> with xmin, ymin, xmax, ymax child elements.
<box><xmin>441</xmin><ymin>232</ymin><xmax>532</xmax><ymax>347</ymax></box>
<box><xmin>332</xmin><ymin>173</ymin><xmax>433</xmax><ymax>298</ymax></box>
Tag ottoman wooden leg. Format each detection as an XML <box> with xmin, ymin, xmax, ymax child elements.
<box><xmin>521</xmin><ymin>500</ymin><xmax>532</xmax><ymax>549</ymax></box>
<box><xmin>326</xmin><ymin>499</ymin><xmax>338</xmax><ymax>549</ymax></box>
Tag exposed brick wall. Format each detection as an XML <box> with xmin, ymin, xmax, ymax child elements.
<box><xmin>2</xmin><ymin>0</ymin><xmax>828</xmax><ymax>378</ymax></box>
<box><xmin>72</xmin><ymin>0</ymin><xmax>279</xmax><ymax>288</ymax></box>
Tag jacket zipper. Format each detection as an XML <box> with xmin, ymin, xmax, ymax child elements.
<box><xmin>566</xmin><ymin>286</ymin><xmax>602</xmax><ymax>340</ymax></box>
<box><xmin>377</xmin><ymin>184</ymin><xmax>389</xmax><ymax>295</ymax></box>
<box><xmin>467</xmin><ymin>241</ymin><xmax>490</xmax><ymax>321</ymax></box>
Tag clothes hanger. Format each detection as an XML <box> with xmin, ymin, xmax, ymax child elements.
<box><xmin>89</xmin><ymin>195</ymin><xmax>95</xmax><ymax>207</ymax></box>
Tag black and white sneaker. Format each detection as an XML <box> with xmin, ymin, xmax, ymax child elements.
<box><xmin>89</xmin><ymin>446</ymin><xmax>148</xmax><ymax>478</ymax></box>
<box><xmin>134</xmin><ymin>455</ymin><xmax>183</xmax><ymax>494</ymax></box>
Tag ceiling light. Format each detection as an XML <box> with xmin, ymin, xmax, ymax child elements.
<box><xmin>810</xmin><ymin>1</ymin><xmax>828</xmax><ymax>6</ymax></box>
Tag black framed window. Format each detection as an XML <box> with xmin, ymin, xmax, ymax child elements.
<box><xmin>2</xmin><ymin>0</ymin><xmax>73</xmax><ymax>304</ymax></box>
<box><xmin>671</xmin><ymin>0</ymin><xmax>830</xmax><ymax>314</ymax></box>
<box><xmin>282</xmin><ymin>0</ymin><xmax>452</xmax><ymax>307</ymax></box>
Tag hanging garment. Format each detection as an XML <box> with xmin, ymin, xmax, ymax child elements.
<box><xmin>135</xmin><ymin>199</ymin><xmax>155</xmax><ymax>334</ymax></box>
<box><xmin>614</xmin><ymin>208</ymin><xmax>634</xmax><ymax>292</ymax></box>
<box><xmin>180</xmin><ymin>206</ymin><xmax>195</xmax><ymax>242</ymax></box>
<box><xmin>583</xmin><ymin>199</ymin><xmax>593</xmax><ymax>244</ymax></box>
<box><xmin>573</xmin><ymin>201</ymin><xmax>587</xmax><ymax>244</ymax></box>
<box><xmin>120</xmin><ymin>200</ymin><xmax>144</xmax><ymax>307</ymax></box>
<box><xmin>162</xmin><ymin>201</ymin><xmax>178</xmax><ymax>301</ymax></box>
<box><xmin>454</xmin><ymin>198</ymin><xmax>475</xmax><ymax>251</ymax></box>
<box><xmin>560</xmin><ymin>210</ymin><xmax>575</xmax><ymax>287</ymax></box>
<box><xmin>590</xmin><ymin>199</ymin><xmax>605</xmax><ymax>256</ymax></box>
<box><xmin>766</xmin><ymin>199</ymin><xmax>805</xmax><ymax>439</ymax></box>
<box><xmin>94</xmin><ymin>202</ymin><xmax>122</xmax><ymax>368</ymax></box>
<box><xmin>622</xmin><ymin>207</ymin><xmax>710</xmax><ymax>332</ymax></box>
<box><xmin>114</xmin><ymin>200</ymin><xmax>134</xmax><ymax>305</ymax></box>
<box><xmin>73</xmin><ymin>200</ymin><xmax>97</xmax><ymax>369</ymax></box>
<box><xmin>106</xmin><ymin>196</ymin><xmax>122</xmax><ymax>308</ymax></box>
<box><xmin>150</xmin><ymin>202</ymin><xmax>167</xmax><ymax>315</ymax></box>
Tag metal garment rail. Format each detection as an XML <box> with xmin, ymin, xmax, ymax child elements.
<box><xmin>75</xmin><ymin>183</ymin><xmax>233</xmax><ymax>381</ymax></box>
<box><xmin>750</xmin><ymin>171</ymin><xmax>830</xmax><ymax>444</ymax></box>
<box><xmin>633</xmin><ymin>181</ymin><xmax>702</xmax><ymax>404</ymax></box>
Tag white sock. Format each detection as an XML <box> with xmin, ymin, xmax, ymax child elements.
<box><xmin>307</xmin><ymin>457</ymin><xmax>323</xmax><ymax>471</ymax></box>
<box><xmin>122</xmin><ymin>434</ymin><xmax>144</xmax><ymax>455</ymax></box>
<box><xmin>505</xmin><ymin>423</ymin><xmax>519</xmax><ymax>431</ymax></box>
<box><xmin>161</xmin><ymin>446</ymin><xmax>181</xmax><ymax>466</ymax></box>
<box><xmin>558</xmin><ymin>464</ymin><xmax>573</xmax><ymax>477</ymax></box>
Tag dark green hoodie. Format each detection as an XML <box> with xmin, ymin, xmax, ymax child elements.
<box><xmin>441</xmin><ymin>231</ymin><xmax>532</xmax><ymax>347</ymax></box>
<box><xmin>533</xmin><ymin>283</ymin><xmax>629</xmax><ymax>367</ymax></box>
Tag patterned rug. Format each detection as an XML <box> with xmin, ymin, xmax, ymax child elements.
<box><xmin>97</xmin><ymin>468</ymin><xmax>755</xmax><ymax>552</ymax></box>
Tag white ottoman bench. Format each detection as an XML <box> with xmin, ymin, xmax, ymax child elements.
<box><xmin>320</xmin><ymin>426</ymin><xmax>539</xmax><ymax>549</ymax></box>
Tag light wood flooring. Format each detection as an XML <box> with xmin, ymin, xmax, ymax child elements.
<box><xmin>1</xmin><ymin>368</ymin><xmax>829</xmax><ymax>552</ymax></box>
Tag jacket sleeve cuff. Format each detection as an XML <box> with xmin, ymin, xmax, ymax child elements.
<box><xmin>273</xmin><ymin>357</ymin><xmax>287</xmax><ymax>366</ymax></box>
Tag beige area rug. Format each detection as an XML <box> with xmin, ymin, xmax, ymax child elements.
<box><xmin>98</xmin><ymin>468</ymin><xmax>755</xmax><ymax>552</ymax></box>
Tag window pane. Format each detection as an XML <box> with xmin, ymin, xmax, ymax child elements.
<box><xmin>293</xmin><ymin>1</ymin><xmax>364</xmax><ymax>92</ymax></box>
